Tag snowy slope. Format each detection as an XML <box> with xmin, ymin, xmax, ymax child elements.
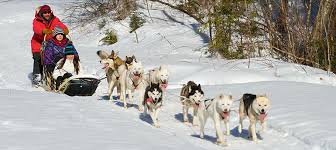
<box><xmin>0</xmin><ymin>0</ymin><xmax>336</xmax><ymax>150</ymax></box>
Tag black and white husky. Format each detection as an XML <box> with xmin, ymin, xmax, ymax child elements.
<box><xmin>180</xmin><ymin>81</ymin><xmax>204</xmax><ymax>126</ymax></box>
<box><xmin>143</xmin><ymin>83</ymin><xmax>163</xmax><ymax>128</ymax></box>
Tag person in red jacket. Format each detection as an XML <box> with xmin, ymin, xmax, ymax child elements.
<box><xmin>31</xmin><ymin>5</ymin><xmax>69</xmax><ymax>86</ymax></box>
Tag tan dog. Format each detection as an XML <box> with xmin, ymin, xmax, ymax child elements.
<box><xmin>108</xmin><ymin>50</ymin><xmax>125</xmax><ymax>70</ymax></box>
<box><xmin>97</xmin><ymin>50</ymin><xmax>126</xmax><ymax>100</ymax></box>
<box><xmin>238</xmin><ymin>93</ymin><xmax>271</xmax><ymax>142</ymax></box>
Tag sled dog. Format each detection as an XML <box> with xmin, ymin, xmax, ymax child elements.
<box><xmin>180</xmin><ymin>81</ymin><xmax>204</xmax><ymax>125</ymax></box>
<box><xmin>97</xmin><ymin>50</ymin><xmax>126</xmax><ymax>100</ymax></box>
<box><xmin>125</xmin><ymin>55</ymin><xmax>137</xmax><ymax>69</ymax></box>
<box><xmin>198</xmin><ymin>94</ymin><xmax>233</xmax><ymax>145</ymax></box>
<box><xmin>120</xmin><ymin>60</ymin><xmax>146</xmax><ymax>110</ymax></box>
<box><xmin>143</xmin><ymin>83</ymin><xmax>163</xmax><ymax>128</ymax></box>
<box><xmin>147</xmin><ymin>65</ymin><xmax>169</xmax><ymax>90</ymax></box>
<box><xmin>238</xmin><ymin>93</ymin><xmax>271</xmax><ymax>142</ymax></box>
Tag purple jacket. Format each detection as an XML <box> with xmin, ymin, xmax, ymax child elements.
<box><xmin>43</xmin><ymin>38</ymin><xmax>77</xmax><ymax>65</ymax></box>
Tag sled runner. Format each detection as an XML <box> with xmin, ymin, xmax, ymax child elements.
<box><xmin>56</xmin><ymin>75</ymin><xmax>101</xmax><ymax>96</ymax></box>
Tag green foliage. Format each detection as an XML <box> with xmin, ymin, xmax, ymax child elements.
<box><xmin>100</xmin><ymin>30</ymin><xmax>118</xmax><ymax>45</ymax></box>
<box><xmin>129</xmin><ymin>13</ymin><xmax>145</xmax><ymax>33</ymax></box>
<box><xmin>208</xmin><ymin>0</ymin><xmax>260</xmax><ymax>59</ymax></box>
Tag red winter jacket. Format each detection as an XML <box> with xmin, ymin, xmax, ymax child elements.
<box><xmin>31</xmin><ymin>9</ymin><xmax>68</xmax><ymax>53</ymax></box>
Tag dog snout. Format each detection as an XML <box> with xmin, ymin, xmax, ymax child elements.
<box><xmin>224</xmin><ymin>109</ymin><xmax>228</xmax><ymax>112</ymax></box>
<box><xmin>261</xmin><ymin>109</ymin><xmax>265</xmax><ymax>113</ymax></box>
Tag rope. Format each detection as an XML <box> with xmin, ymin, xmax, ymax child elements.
<box><xmin>165</xmin><ymin>90</ymin><xmax>189</xmax><ymax>102</ymax></box>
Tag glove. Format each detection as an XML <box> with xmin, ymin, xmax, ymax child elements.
<box><xmin>63</xmin><ymin>28</ymin><xmax>69</xmax><ymax>35</ymax></box>
<box><xmin>42</xmin><ymin>28</ymin><xmax>52</xmax><ymax>35</ymax></box>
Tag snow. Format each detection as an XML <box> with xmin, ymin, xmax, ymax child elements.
<box><xmin>0</xmin><ymin>0</ymin><xmax>336</xmax><ymax>149</ymax></box>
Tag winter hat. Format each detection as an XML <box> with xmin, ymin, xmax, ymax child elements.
<box><xmin>53</xmin><ymin>26</ymin><xmax>65</xmax><ymax>37</ymax></box>
<box><xmin>64</xmin><ymin>43</ymin><xmax>76</xmax><ymax>55</ymax></box>
<box><xmin>39</xmin><ymin>5</ymin><xmax>51</xmax><ymax>14</ymax></box>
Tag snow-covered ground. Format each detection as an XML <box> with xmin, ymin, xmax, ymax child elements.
<box><xmin>1</xmin><ymin>0</ymin><xmax>336</xmax><ymax>149</ymax></box>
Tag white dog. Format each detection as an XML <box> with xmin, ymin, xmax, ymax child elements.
<box><xmin>198</xmin><ymin>94</ymin><xmax>233</xmax><ymax>146</ymax></box>
<box><xmin>238</xmin><ymin>93</ymin><xmax>271</xmax><ymax>142</ymax></box>
<box><xmin>120</xmin><ymin>60</ymin><xmax>147</xmax><ymax>110</ymax></box>
<box><xmin>143</xmin><ymin>83</ymin><xmax>163</xmax><ymax>128</ymax></box>
<box><xmin>180</xmin><ymin>81</ymin><xmax>204</xmax><ymax>126</ymax></box>
<box><xmin>147</xmin><ymin>65</ymin><xmax>169</xmax><ymax>90</ymax></box>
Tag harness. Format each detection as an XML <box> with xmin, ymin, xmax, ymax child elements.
<box><xmin>130</xmin><ymin>73</ymin><xmax>142</xmax><ymax>89</ymax></box>
<box><xmin>112</xmin><ymin>69</ymin><xmax>121</xmax><ymax>81</ymax></box>
<box><xmin>145</xmin><ymin>97</ymin><xmax>162</xmax><ymax>109</ymax></box>
<box><xmin>204</xmin><ymin>98</ymin><xmax>214</xmax><ymax>110</ymax></box>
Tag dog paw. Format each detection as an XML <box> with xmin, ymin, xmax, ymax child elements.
<box><xmin>238</xmin><ymin>126</ymin><xmax>242</xmax><ymax>134</ymax></box>
<box><xmin>154</xmin><ymin>124</ymin><xmax>160</xmax><ymax>128</ymax></box>
<box><xmin>200</xmin><ymin>133</ymin><xmax>204</xmax><ymax>139</ymax></box>
<box><xmin>138</xmin><ymin>108</ymin><xmax>144</xmax><ymax>112</ymax></box>
<box><xmin>216</xmin><ymin>140</ymin><xmax>228</xmax><ymax>146</ymax></box>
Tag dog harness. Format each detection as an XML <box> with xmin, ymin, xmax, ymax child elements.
<box><xmin>145</xmin><ymin>98</ymin><xmax>162</xmax><ymax>109</ymax></box>
<box><xmin>130</xmin><ymin>74</ymin><xmax>142</xmax><ymax>89</ymax></box>
<box><xmin>204</xmin><ymin>98</ymin><xmax>214</xmax><ymax>110</ymax></box>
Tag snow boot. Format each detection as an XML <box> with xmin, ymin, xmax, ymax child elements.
<box><xmin>32</xmin><ymin>74</ymin><xmax>41</xmax><ymax>87</ymax></box>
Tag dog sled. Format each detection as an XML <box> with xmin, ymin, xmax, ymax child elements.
<box><xmin>56</xmin><ymin>75</ymin><xmax>101</xmax><ymax>96</ymax></box>
<box><xmin>38</xmin><ymin>34</ymin><xmax>101</xmax><ymax>96</ymax></box>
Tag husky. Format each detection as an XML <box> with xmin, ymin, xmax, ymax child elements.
<box><xmin>125</xmin><ymin>55</ymin><xmax>137</xmax><ymax>70</ymax></box>
<box><xmin>238</xmin><ymin>93</ymin><xmax>271</xmax><ymax>142</ymax></box>
<box><xmin>143</xmin><ymin>83</ymin><xmax>163</xmax><ymax>128</ymax></box>
<box><xmin>119</xmin><ymin>60</ymin><xmax>147</xmax><ymax>110</ymax></box>
<box><xmin>198</xmin><ymin>94</ymin><xmax>233</xmax><ymax>146</ymax></box>
<box><xmin>180</xmin><ymin>81</ymin><xmax>204</xmax><ymax>126</ymax></box>
<box><xmin>97</xmin><ymin>50</ymin><xmax>126</xmax><ymax>100</ymax></box>
<box><xmin>147</xmin><ymin>65</ymin><xmax>169</xmax><ymax>90</ymax></box>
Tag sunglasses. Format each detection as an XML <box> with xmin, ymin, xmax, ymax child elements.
<box><xmin>43</xmin><ymin>11</ymin><xmax>51</xmax><ymax>14</ymax></box>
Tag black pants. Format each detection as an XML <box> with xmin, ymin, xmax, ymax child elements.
<box><xmin>56</xmin><ymin>73</ymin><xmax>73</xmax><ymax>90</ymax></box>
<box><xmin>32</xmin><ymin>52</ymin><xmax>43</xmax><ymax>76</ymax></box>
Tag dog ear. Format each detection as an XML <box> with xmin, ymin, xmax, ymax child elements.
<box><xmin>257</xmin><ymin>94</ymin><xmax>267</xmax><ymax>98</ymax></box>
<box><xmin>97</xmin><ymin>50</ymin><xmax>109</xmax><ymax>59</ymax></box>
<box><xmin>198</xmin><ymin>84</ymin><xmax>201</xmax><ymax>89</ymax></box>
<box><xmin>229</xmin><ymin>95</ymin><xmax>233</xmax><ymax>100</ymax></box>
<box><xmin>219</xmin><ymin>94</ymin><xmax>224</xmax><ymax>99</ymax></box>
<box><xmin>112</xmin><ymin>50</ymin><xmax>119</xmax><ymax>58</ymax></box>
<box><xmin>132</xmin><ymin>55</ymin><xmax>136</xmax><ymax>59</ymax></box>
